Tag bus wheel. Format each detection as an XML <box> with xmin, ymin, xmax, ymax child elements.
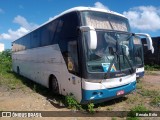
<box><xmin>49</xmin><ymin>75</ymin><xmax>59</xmax><ymax>94</ymax></box>
<box><xmin>17</xmin><ymin>66</ymin><xmax>20</xmax><ymax>75</ymax></box>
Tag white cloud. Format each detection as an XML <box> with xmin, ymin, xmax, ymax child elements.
<box><xmin>94</xmin><ymin>2</ymin><xmax>109</xmax><ymax>10</ymax></box>
<box><xmin>13</xmin><ymin>15</ymin><xmax>38</xmax><ymax>30</ymax></box>
<box><xmin>123</xmin><ymin>6</ymin><xmax>160</xmax><ymax>31</ymax></box>
<box><xmin>0</xmin><ymin>27</ymin><xmax>29</xmax><ymax>40</ymax></box>
<box><xmin>0</xmin><ymin>15</ymin><xmax>38</xmax><ymax>41</ymax></box>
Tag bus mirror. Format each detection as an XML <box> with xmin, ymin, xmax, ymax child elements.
<box><xmin>135</xmin><ymin>33</ymin><xmax>154</xmax><ymax>53</ymax></box>
<box><xmin>80</xmin><ymin>26</ymin><xmax>97</xmax><ymax>50</ymax></box>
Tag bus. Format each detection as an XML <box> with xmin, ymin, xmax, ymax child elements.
<box><xmin>133</xmin><ymin>34</ymin><xmax>154</xmax><ymax>78</ymax></box>
<box><xmin>12</xmin><ymin>7</ymin><xmax>152</xmax><ymax>104</ymax></box>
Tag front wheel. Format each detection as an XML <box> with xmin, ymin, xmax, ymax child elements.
<box><xmin>50</xmin><ymin>76</ymin><xmax>59</xmax><ymax>94</ymax></box>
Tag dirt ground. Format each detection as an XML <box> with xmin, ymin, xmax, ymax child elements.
<box><xmin>0</xmin><ymin>72</ymin><xmax>160</xmax><ymax>120</ymax></box>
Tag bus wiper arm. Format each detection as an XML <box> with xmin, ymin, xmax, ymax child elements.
<box><xmin>123</xmin><ymin>54</ymin><xmax>134</xmax><ymax>74</ymax></box>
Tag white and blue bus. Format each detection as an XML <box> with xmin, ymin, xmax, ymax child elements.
<box><xmin>133</xmin><ymin>34</ymin><xmax>154</xmax><ymax>78</ymax></box>
<box><xmin>12</xmin><ymin>7</ymin><xmax>152</xmax><ymax>104</ymax></box>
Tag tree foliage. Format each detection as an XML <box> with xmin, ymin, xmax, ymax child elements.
<box><xmin>0</xmin><ymin>49</ymin><xmax>12</xmax><ymax>72</ymax></box>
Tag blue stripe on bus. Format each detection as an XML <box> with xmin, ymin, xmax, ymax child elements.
<box><xmin>81</xmin><ymin>81</ymin><xmax>136</xmax><ymax>103</ymax></box>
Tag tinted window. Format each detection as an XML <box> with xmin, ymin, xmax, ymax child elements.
<box><xmin>31</xmin><ymin>30</ymin><xmax>41</xmax><ymax>48</ymax></box>
<box><xmin>25</xmin><ymin>34</ymin><xmax>31</xmax><ymax>49</ymax></box>
<box><xmin>56</xmin><ymin>12</ymin><xmax>80</xmax><ymax>75</ymax></box>
<box><xmin>41</xmin><ymin>20</ymin><xmax>59</xmax><ymax>46</ymax></box>
<box><xmin>55</xmin><ymin>12</ymin><xmax>79</xmax><ymax>40</ymax></box>
<box><xmin>12</xmin><ymin>18</ymin><xmax>59</xmax><ymax>52</ymax></box>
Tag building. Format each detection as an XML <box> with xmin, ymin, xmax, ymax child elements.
<box><xmin>0</xmin><ymin>43</ymin><xmax>4</xmax><ymax>52</ymax></box>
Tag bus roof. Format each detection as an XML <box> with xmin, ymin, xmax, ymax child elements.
<box><xmin>52</xmin><ymin>6</ymin><xmax>126</xmax><ymax>20</ymax></box>
<box><xmin>13</xmin><ymin>6</ymin><xmax>126</xmax><ymax>42</ymax></box>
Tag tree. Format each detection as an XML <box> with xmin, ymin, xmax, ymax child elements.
<box><xmin>0</xmin><ymin>49</ymin><xmax>12</xmax><ymax>71</ymax></box>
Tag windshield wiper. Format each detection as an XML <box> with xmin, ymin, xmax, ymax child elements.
<box><xmin>123</xmin><ymin>54</ymin><xmax>134</xmax><ymax>73</ymax></box>
<box><xmin>105</xmin><ymin>48</ymin><xmax>134</xmax><ymax>79</ymax></box>
<box><xmin>121</xmin><ymin>45</ymin><xmax>134</xmax><ymax>74</ymax></box>
<box><xmin>105</xmin><ymin>49</ymin><xmax>118</xmax><ymax>79</ymax></box>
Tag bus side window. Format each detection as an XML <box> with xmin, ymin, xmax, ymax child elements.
<box><xmin>56</xmin><ymin>12</ymin><xmax>80</xmax><ymax>75</ymax></box>
<box><xmin>40</xmin><ymin>20</ymin><xmax>58</xmax><ymax>47</ymax></box>
<box><xmin>31</xmin><ymin>30</ymin><xmax>41</xmax><ymax>48</ymax></box>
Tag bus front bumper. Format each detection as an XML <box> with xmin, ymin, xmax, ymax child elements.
<box><xmin>81</xmin><ymin>81</ymin><xmax>136</xmax><ymax>104</ymax></box>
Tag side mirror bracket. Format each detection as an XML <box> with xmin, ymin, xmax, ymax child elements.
<box><xmin>134</xmin><ymin>33</ymin><xmax>154</xmax><ymax>53</ymax></box>
<box><xmin>80</xmin><ymin>26</ymin><xmax>97</xmax><ymax>50</ymax></box>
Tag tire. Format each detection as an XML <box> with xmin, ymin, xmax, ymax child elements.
<box><xmin>50</xmin><ymin>76</ymin><xmax>59</xmax><ymax>94</ymax></box>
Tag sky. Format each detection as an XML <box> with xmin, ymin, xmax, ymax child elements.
<box><xmin>0</xmin><ymin>0</ymin><xmax>160</xmax><ymax>49</ymax></box>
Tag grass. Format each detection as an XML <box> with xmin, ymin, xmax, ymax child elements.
<box><xmin>138</xmin><ymin>89</ymin><xmax>160</xmax><ymax>106</ymax></box>
<box><xmin>126</xmin><ymin>95</ymin><xmax>139</xmax><ymax>104</ymax></box>
<box><xmin>139</xmin><ymin>89</ymin><xmax>159</xmax><ymax>97</ymax></box>
<box><xmin>145</xmin><ymin>64</ymin><xmax>160</xmax><ymax>71</ymax></box>
<box><xmin>87</xmin><ymin>103</ymin><xmax>95</xmax><ymax>113</ymax></box>
<box><xmin>111</xmin><ymin>118</ymin><xmax>117</xmax><ymax>120</ymax></box>
<box><xmin>136</xmin><ymin>77</ymin><xmax>160</xmax><ymax>107</ymax></box>
<box><xmin>65</xmin><ymin>93</ymin><xmax>82</xmax><ymax>110</ymax></box>
<box><xmin>136</xmin><ymin>79</ymin><xmax>143</xmax><ymax>89</ymax></box>
<box><xmin>127</xmin><ymin>104</ymin><xmax>149</xmax><ymax>120</ymax></box>
<box><xmin>150</xmin><ymin>96</ymin><xmax>160</xmax><ymax>106</ymax></box>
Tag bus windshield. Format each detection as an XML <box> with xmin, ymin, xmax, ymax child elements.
<box><xmin>133</xmin><ymin>36</ymin><xmax>144</xmax><ymax>67</ymax></box>
<box><xmin>81</xmin><ymin>11</ymin><xmax>130</xmax><ymax>32</ymax></box>
<box><xmin>83</xmin><ymin>30</ymin><xmax>136</xmax><ymax>73</ymax></box>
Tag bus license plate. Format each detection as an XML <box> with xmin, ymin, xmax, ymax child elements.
<box><xmin>117</xmin><ymin>90</ymin><xmax>124</xmax><ymax>96</ymax></box>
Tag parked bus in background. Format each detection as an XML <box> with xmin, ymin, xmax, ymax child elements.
<box><xmin>142</xmin><ymin>37</ymin><xmax>159</xmax><ymax>65</ymax></box>
<box><xmin>12</xmin><ymin>7</ymin><xmax>153</xmax><ymax>104</ymax></box>
<box><xmin>133</xmin><ymin>34</ymin><xmax>154</xmax><ymax>78</ymax></box>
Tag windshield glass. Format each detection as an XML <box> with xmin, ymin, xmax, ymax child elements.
<box><xmin>81</xmin><ymin>11</ymin><xmax>130</xmax><ymax>32</ymax></box>
<box><xmin>83</xmin><ymin>31</ymin><xmax>136</xmax><ymax>73</ymax></box>
<box><xmin>133</xmin><ymin>36</ymin><xmax>144</xmax><ymax>66</ymax></box>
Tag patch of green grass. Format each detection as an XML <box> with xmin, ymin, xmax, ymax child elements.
<box><xmin>136</xmin><ymin>80</ymin><xmax>143</xmax><ymax>89</ymax></box>
<box><xmin>126</xmin><ymin>117</ymin><xmax>140</xmax><ymax>120</ymax></box>
<box><xmin>111</xmin><ymin>117</ymin><xmax>117</xmax><ymax>120</ymax></box>
<box><xmin>87</xmin><ymin>103</ymin><xmax>95</xmax><ymax>113</ymax></box>
<box><xmin>145</xmin><ymin>71</ymin><xmax>160</xmax><ymax>75</ymax></box>
<box><xmin>0</xmin><ymin>50</ymin><xmax>25</xmax><ymax>89</ymax></box>
<box><xmin>139</xmin><ymin>89</ymin><xmax>160</xmax><ymax>106</ymax></box>
<box><xmin>150</xmin><ymin>96</ymin><xmax>160</xmax><ymax>106</ymax></box>
<box><xmin>65</xmin><ymin>94</ymin><xmax>97</xmax><ymax>113</ymax></box>
<box><xmin>0</xmin><ymin>72</ymin><xmax>25</xmax><ymax>90</ymax></box>
<box><xmin>145</xmin><ymin>64</ymin><xmax>160</xmax><ymax>71</ymax></box>
<box><xmin>126</xmin><ymin>95</ymin><xmax>139</xmax><ymax>104</ymax></box>
<box><xmin>106</xmin><ymin>106</ymin><xmax>113</xmax><ymax>111</ymax></box>
<box><xmin>127</xmin><ymin>104</ymin><xmax>149</xmax><ymax>120</ymax></box>
<box><xmin>139</xmin><ymin>89</ymin><xmax>159</xmax><ymax>98</ymax></box>
<box><xmin>65</xmin><ymin>94</ymin><xmax>82</xmax><ymax>110</ymax></box>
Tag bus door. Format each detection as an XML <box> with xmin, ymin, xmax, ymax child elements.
<box><xmin>56</xmin><ymin>12</ymin><xmax>82</xmax><ymax>102</ymax></box>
